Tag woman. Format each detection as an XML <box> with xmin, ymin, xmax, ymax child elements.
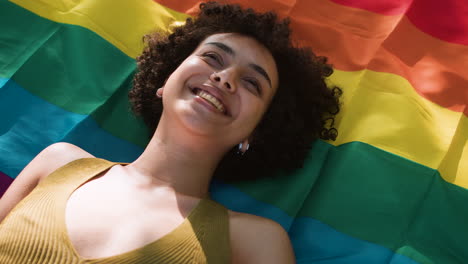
<box><xmin>0</xmin><ymin>2</ymin><xmax>341</xmax><ymax>263</ymax></box>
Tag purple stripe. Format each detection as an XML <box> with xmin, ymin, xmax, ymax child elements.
<box><xmin>0</xmin><ymin>171</ymin><xmax>13</xmax><ymax>198</ymax></box>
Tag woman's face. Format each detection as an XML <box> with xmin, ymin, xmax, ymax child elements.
<box><xmin>161</xmin><ymin>33</ymin><xmax>279</xmax><ymax>150</ymax></box>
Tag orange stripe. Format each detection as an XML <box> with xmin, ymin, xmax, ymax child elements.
<box><xmin>289</xmin><ymin>0</ymin><xmax>402</xmax><ymax>70</ymax></box>
<box><xmin>289</xmin><ymin>0</ymin><xmax>468</xmax><ymax>114</ymax></box>
<box><xmin>373</xmin><ymin>17</ymin><xmax>467</xmax><ymax>114</ymax></box>
<box><xmin>156</xmin><ymin>0</ymin><xmax>468</xmax><ymax>115</ymax></box>
<box><xmin>330</xmin><ymin>0</ymin><xmax>412</xmax><ymax>15</ymax></box>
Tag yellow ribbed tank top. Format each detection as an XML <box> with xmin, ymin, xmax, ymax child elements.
<box><xmin>0</xmin><ymin>158</ymin><xmax>230</xmax><ymax>264</ymax></box>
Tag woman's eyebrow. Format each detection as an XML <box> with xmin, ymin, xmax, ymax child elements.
<box><xmin>205</xmin><ymin>42</ymin><xmax>272</xmax><ymax>88</ymax></box>
<box><xmin>206</xmin><ymin>42</ymin><xmax>235</xmax><ymax>56</ymax></box>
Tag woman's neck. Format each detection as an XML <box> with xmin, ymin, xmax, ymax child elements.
<box><xmin>124</xmin><ymin>123</ymin><xmax>226</xmax><ymax>198</ymax></box>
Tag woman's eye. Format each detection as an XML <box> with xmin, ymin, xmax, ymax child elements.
<box><xmin>202</xmin><ymin>52</ymin><xmax>222</xmax><ymax>65</ymax></box>
<box><xmin>245</xmin><ymin>78</ymin><xmax>261</xmax><ymax>95</ymax></box>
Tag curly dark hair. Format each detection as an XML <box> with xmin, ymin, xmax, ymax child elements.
<box><xmin>129</xmin><ymin>1</ymin><xmax>342</xmax><ymax>181</ymax></box>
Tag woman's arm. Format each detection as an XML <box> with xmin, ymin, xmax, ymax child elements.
<box><xmin>0</xmin><ymin>142</ymin><xmax>93</xmax><ymax>222</ymax></box>
<box><xmin>229</xmin><ymin>212</ymin><xmax>296</xmax><ymax>264</ymax></box>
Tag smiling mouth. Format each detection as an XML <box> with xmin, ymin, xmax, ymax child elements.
<box><xmin>190</xmin><ymin>87</ymin><xmax>227</xmax><ymax>115</ymax></box>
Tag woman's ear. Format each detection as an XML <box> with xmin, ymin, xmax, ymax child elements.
<box><xmin>156</xmin><ymin>77</ymin><xmax>170</xmax><ymax>98</ymax></box>
<box><xmin>156</xmin><ymin>87</ymin><xmax>164</xmax><ymax>98</ymax></box>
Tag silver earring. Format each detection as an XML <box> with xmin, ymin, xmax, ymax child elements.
<box><xmin>237</xmin><ymin>142</ymin><xmax>250</xmax><ymax>155</ymax></box>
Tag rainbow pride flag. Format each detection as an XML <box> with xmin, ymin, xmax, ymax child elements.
<box><xmin>1</xmin><ymin>0</ymin><xmax>467</xmax><ymax>263</ymax></box>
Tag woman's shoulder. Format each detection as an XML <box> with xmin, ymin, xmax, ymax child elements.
<box><xmin>0</xmin><ymin>143</ymin><xmax>94</xmax><ymax>222</ymax></box>
<box><xmin>31</xmin><ymin>142</ymin><xmax>95</xmax><ymax>182</ymax></box>
<box><xmin>227</xmin><ymin>210</ymin><xmax>296</xmax><ymax>264</ymax></box>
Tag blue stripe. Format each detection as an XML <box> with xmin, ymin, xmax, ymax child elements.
<box><xmin>290</xmin><ymin>217</ymin><xmax>420</xmax><ymax>264</ymax></box>
<box><xmin>211</xmin><ymin>181</ymin><xmax>420</xmax><ymax>264</ymax></box>
<box><xmin>0</xmin><ymin>78</ymin><xmax>143</xmax><ymax>178</ymax></box>
<box><xmin>210</xmin><ymin>180</ymin><xmax>294</xmax><ymax>229</ymax></box>
<box><xmin>0</xmin><ymin>77</ymin><xmax>7</xmax><ymax>88</ymax></box>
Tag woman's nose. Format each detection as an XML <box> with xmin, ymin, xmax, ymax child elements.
<box><xmin>210</xmin><ymin>70</ymin><xmax>235</xmax><ymax>92</ymax></box>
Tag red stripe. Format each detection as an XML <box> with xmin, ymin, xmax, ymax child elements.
<box><xmin>330</xmin><ymin>0</ymin><xmax>413</xmax><ymax>15</ymax></box>
<box><xmin>0</xmin><ymin>171</ymin><xmax>13</xmax><ymax>198</ymax></box>
<box><xmin>406</xmin><ymin>0</ymin><xmax>468</xmax><ymax>45</ymax></box>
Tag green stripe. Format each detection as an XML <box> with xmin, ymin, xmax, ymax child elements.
<box><xmin>0</xmin><ymin>1</ymin><xmax>58</xmax><ymax>79</ymax></box>
<box><xmin>12</xmin><ymin>25</ymin><xmax>135</xmax><ymax>114</ymax></box>
<box><xmin>89</xmin><ymin>71</ymin><xmax>150</xmax><ymax>147</ymax></box>
<box><xmin>1</xmin><ymin>1</ymin><xmax>149</xmax><ymax>147</ymax></box>
<box><xmin>233</xmin><ymin>140</ymin><xmax>468</xmax><ymax>263</ymax></box>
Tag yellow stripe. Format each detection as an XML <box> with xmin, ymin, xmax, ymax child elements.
<box><xmin>10</xmin><ymin>0</ymin><xmax>189</xmax><ymax>58</ymax></box>
<box><xmin>328</xmin><ymin>70</ymin><xmax>467</xmax><ymax>187</ymax></box>
<box><xmin>11</xmin><ymin>0</ymin><xmax>467</xmax><ymax>187</ymax></box>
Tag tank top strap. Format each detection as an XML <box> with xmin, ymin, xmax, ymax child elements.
<box><xmin>186</xmin><ymin>198</ymin><xmax>231</xmax><ymax>263</ymax></box>
<box><xmin>37</xmin><ymin>158</ymin><xmax>118</xmax><ymax>192</ymax></box>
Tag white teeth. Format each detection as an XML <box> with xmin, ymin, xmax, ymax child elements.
<box><xmin>196</xmin><ymin>90</ymin><xmax>225</xmax><ymax>113</ymax></box>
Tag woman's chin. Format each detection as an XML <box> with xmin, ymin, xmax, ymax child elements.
<box><xmin>163</xmin><ymin>100</ymin><xmax>249</xmax><ymax>148</ymax></box>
